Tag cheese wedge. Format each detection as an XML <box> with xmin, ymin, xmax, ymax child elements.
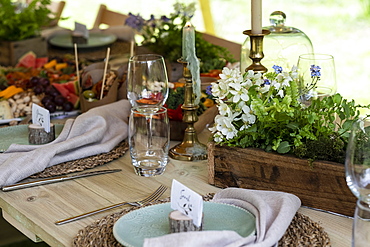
<box><xmin>0</xmin><ymin>100</ymin><xmax>13</xmax><ymax>120</ymax></box>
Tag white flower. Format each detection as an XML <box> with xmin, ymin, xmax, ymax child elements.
<box><xmin>217</xmin><ymin>101</ymin><xmax>232</xmax><ymax>117</ymax></box>
<box><xmin>213</xmin><ymin>115</ymin><xmax>238</xmax><ymax>140</ymax></box>
<box><xmin>212</xmin><ymin>132</ymin><xmax>224</xmax><ymax>142</ymax></box>
<box><xmin>260</xmin><ymin>84</ymin><xmax>270</xmax><ymax>94</ymax></box>
<box><xmin>277</xmin><ymin>89</ymin><xmax>284</xmax><ymax>98</ymax></box>
<box><xmin>272</xmin><ymin>80</ymin><xmax>281</xmax><ymax>90</ymax></box>
<box><xmin>277</xmin><ymin>72</ymin><xmax>292</xmax><ymax>87</ymax></box>
<box><xmin>230</xmin><ymin>87</ymin><xmax>249</xmax><ymax>103</ymax></box>
<box><xmin>210</xmin><ymin>66</ymin><xmax>303</xmax><ymax>143</ymax></box>
<box><xmin>241</xmin><ymin>105</ymin><xmax>256</xmax><ymax>124</ymax></box>
<box><xmin>244</xmin><ymin>78</ymin><xmax>253</xmax><ymax>88</ymax></box>
<box><xmin>211</xmin><ymin>81</ymin><xmax>229</xmax><ymax>99</ymax></box>
<box><xmin>245</xmin><ymin>70</ymin><xmax>255</xmax><ymax>80</ymax></box>
<box><xmin>219</xmin><ymin>67</ymin><xmax>242</xmax><ymax>83</ymax></box>
<box><xmin>358</xmin><ymin>117</ymin><xmax>366</xmax><ymax>133</ymax></box>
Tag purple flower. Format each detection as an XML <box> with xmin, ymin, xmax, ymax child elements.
<box><xmin>160</xmin><ymin>15</ymin><xmax>170</xmax><ymax>22</ymax></box>
<box><xmin>206</xmin><ymin>85</ymin><xmax>213</xmax><ymax>96</ymax></box>
<box><xmin>125</xmin><ymin>13</ymin><xmax>146</xmax><ymax>31</ymax></box>
<box><xmin>264</xmin><ymin>79</ymin><xmax>271</xmax><ymax>85</ymax></box>
<box><xmin>310</xmin><ymin>65</ymin><xmax>321</xmax><ymax>77</ymax></box>
<box><xmin>272</xmin><ymin>65</ymin><xmax>283</xmax><ymax>74</ymax></box>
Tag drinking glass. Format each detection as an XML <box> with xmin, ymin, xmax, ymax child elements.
<box><xmin>129</xmin><ymin>107</ymin><xmax>170</xmax><ymax>177</ymax></box>
<box><xmin>346</xmin><ymin>120</ymin><xmax>370</xmax><ymax>246</ymax></box>
<box><xmin>297</xmin><ymin>53</ymin><xmax>337</xmax><ymax>103</ymax></box>
<box><xmin>127</xmin><ymin>54</ymin><xmax>169</xmax><ymax>113</ymax></box>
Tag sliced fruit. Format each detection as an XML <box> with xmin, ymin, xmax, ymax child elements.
<box><xmin>35</xmin><ymin>57</ymin><xmax>49</xmax><ymax>68</ymax></box>
<box><xmin>66</xmin><ymin>93</ymin><xmax>80</xmax><ymax>109</ymax></box>
<box><xmin>0</xmin><ymin>85</ymin><xmax>24</xmax><ymax>99</ymax></box>
<box><xmin>15</xmin><ymin>51</ymin><xmax>37</xmax><ymax>68</ymax></box>
<box><xmin>63</xmin><ymin>80</ymin><xmax>80</xmax><ymax>95</ymax></box>
<box><xmin>52</xmin><ymin>83</ymin><xmax>70</xmax><ymax>98</ymax></box>
<box><xmin>55</xmin><ymin>63</ymin><xmax>68</xmax><ymax>71</ymax></box>
<box><xmin>43</xmin><ymin>59</ymin><xmax>57</xmax><ymax>69</ymax></box>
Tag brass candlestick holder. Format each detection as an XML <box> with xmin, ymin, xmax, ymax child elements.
<box><xmin>243</xmin><ymin>29</ymin><xmax>271</xmax><ymax>73</ymax></box>
<box><xmin>169</xmin><ymin>59</ymin><xmax>207</xmax><ymax>161</ymax></box>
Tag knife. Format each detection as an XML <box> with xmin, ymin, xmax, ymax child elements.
<box><xmin>1</xmin><ymin>169</ymin><xmax>122</xmax><ymax>192</ymax></box>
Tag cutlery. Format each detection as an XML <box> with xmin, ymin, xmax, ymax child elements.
<box><xmin>1</xmin><ymin>169</ymin><xmax>122</xmax><ymax>192</ymax></box>
<box><xmin>55</xmin><ymin>184</ymin><xmax>168</xmax><ymax>225</ymax></box>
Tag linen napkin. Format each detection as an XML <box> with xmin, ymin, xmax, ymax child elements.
<box><xmin>0</xmin><ymin>100</ymin><xmax>131</xmax><ymax>187</ymax></box>
<box><xmin>143</xmin><ymin>188</ymin><xmax>301</xmax><ymax>247</ymax></box>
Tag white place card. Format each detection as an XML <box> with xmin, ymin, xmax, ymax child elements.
<box><xmin>170</xmin><ymin>179</ymin><xmax>203</xmax><ymax>227</ymax></box>
<box><xmin>32</xmin><ymin>104</ymin><xmax>51</xmax><ymax>133</ymax></box>
<box><xmin>74</xmin><ymin>22</ymin><xmax>89</xmax><ymax>39</ymax></box>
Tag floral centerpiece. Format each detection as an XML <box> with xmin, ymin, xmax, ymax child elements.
<box><xmin>209</xmin><ymin>65</ymin><xmax>370</xmax><ymax>163</ymax></box>
<box><xmin>124</xmin><ymin>2</ymin><xmax>235</xmax><ymax>73</ymax></box>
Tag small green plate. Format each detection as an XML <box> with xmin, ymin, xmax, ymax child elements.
<box><xmin>113</xmin><ymin>201</ymin><xmax>256</xmax><ymax>247</ymax></box>
<box><xmin>49</xmin><ymin>33</ymin><xmax>117</xmax><ymax>49</ymax></box>
<box><xmin>0</xmin><ymin>124</ymin><xmax>64</xmax><ymax>152</ymax></box>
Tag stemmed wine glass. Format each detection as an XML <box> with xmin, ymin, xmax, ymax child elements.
<box><xmin>297</xmin><ymin>53</ymin><xmax>337</xmax><ymax>104</ymax></box>
<box><xmin>345</xmin><ymin>120</ymin><xmax>370</xmax><ymax>246</ymax></box>
<box><xmin>127</xmin><ymin>54</ymin><xmax>169</xmax><ymax>168</ymax></box>
<box><xmin>127</xmin><ymin>54</ymin><xmax>169</xmax><ymax>113</ymax></box>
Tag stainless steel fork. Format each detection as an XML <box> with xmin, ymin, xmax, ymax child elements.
<box><xmin>55</xmin><ymin>184</ymin><xmax>167</xmax><ymax>225</ymax></box>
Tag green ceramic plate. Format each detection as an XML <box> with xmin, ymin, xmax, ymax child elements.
<box><xmin>113</xmin><ymin>201</ymin><xmax>256</xmax><ymax>247</ymax></box>
<box><xmin>49</xmin><ymin>33</ymin><xmax>117</xmax><ymax>49</ymax></box>
<box><xmin>0</xmin><ymin>124</ymin><xmax>64</xmax><ymax>152</ymax></box>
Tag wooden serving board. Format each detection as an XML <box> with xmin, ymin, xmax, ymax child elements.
<box><xmin>207</xmin><ymin>142</ymin><xmax>357</xmax><ymax>217</ymax></box>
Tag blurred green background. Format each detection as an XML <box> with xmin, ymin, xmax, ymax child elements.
<box><xmin>57</xmin><ymin>0</ymin><xmax>370</xmax><ymax>110</ymax></box>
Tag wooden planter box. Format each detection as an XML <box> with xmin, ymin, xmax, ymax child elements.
<box><xmin>207</xmin><ymin>142</ymin><xmax>357</xmax><ymax>217</ymax></box>
<box><xmin>0</xmin><ymin>36</ymin><xmax>47</xmax><ymax>66</ymax></box>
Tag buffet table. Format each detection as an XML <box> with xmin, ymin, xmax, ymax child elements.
<box><xmin>0</xmin><ymin>130</ymin><xmax>353</xmax><ymax>247</ymax></box>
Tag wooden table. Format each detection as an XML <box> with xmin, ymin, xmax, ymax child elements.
<box><xmin>0</xmin><ymin>130</ymin><xmax>353</xmax><ymax>247</ymax></box>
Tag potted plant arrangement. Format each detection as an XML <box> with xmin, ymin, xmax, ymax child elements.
<box><xmin>0</xmin><ymin>0</ymin><xmax>53</xmax><ymax>66</ymax></box>
<box><xmin>124</xmin><ymin>2</ymin><xmax>236</xmax><ymax>81</ymax></box>
<box><xmin>207</xmin><ymin>64</ymin><xmax>370</xmax><ymax>216</ymax></box>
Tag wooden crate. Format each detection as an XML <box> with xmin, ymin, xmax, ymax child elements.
<box><xmin>207</xmin><ymin>142</ymin><xmax>357</xmax><ymax>217</ymax></box>
<box><xmin>0</xmin><ymin>36</ymin><xmax>47</xmax><ymax>66</ymax></box>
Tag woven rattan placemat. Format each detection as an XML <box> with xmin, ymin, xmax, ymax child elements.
<box><xmin>72</xmin><ymin>194</ymin><xmax>331</xmax><ymax>247</ymax></box>
<box><xmin>29</xmin><ymin>141</ymin><xmax>128</xmax><ymax>179</ymax></box>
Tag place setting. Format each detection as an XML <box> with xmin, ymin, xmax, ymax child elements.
<box><xmin>0</xmin><ymin>0</ymin><xmax>367</xmax><ymax>246</ymax></box>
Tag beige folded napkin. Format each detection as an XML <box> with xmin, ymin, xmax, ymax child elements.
<box><xmin>0</xmin><ymin>100</ymin><xmax>131</xmax><ymax>187</ymax></box>
<box><xmin>143</xmin><ymin>188</ymin><xmax>301</xmax><ymax>247</ymax></box>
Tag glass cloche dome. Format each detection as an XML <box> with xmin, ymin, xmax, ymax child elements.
<box><xmin>241</xmin><ymin>11</ymin><xmax>314</xmax><ymax>73</ymax></box>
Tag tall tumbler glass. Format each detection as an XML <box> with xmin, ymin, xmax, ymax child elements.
<box><xmin>346</xmin><ymin>120</ymin><xmax>370</xmax><ymax>246</ymax></box>
<box><xmin>129</xmin><ymin>107</ymin><xmax>170</xmax><ymax>177</ymax></box>
<box><xmin>127</xmin><ymin>54</ymin><xmax>169</xmax><ymax>114</ymax></box>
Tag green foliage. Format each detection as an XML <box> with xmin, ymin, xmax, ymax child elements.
<box><xmin>0</xmin><ymin>0</ymin><xmax>52</xmax><ymax>41</ymax></box>
<box><xmin>166</xmin><ymin>85</ymin><xmax>206</xmax><ymax>115</ymax></box>
<box><xmin>228</xmin><ymin>91</ymin><xmax>370</xmax><ymax>162</ymax></box>
<box><xmin>128</xmin><ymin>2</ymin><xmax>236</xmax><ymax>73</ymax></box>
<box><xmin>166</xmin><ymin>86</ymin><xmax>185</xmax><ymax>110</ymax></box>
<box><xmin>212</xmin><ymin>67</ymin><xmax>370</xmax><ymax>162</ymax></box>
